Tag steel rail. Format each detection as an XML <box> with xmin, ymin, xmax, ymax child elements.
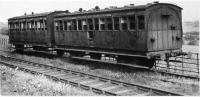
<box><xmin>70</xmin><ymin>56</ymin><xmax>200</xmax><ymax>80</ymax></box>
<box><xmin>0</xmin><ymin>49</ymin><xmax>199</xmax><ymax>80</ymax></box>
<box><xmin>0</xmin><ymin>55</ymin><xmax>185</xmax><ymax>96</ymax></box>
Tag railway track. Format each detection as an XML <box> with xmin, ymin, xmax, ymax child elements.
<box><xmin>1</xmin><ymin>49</ymin><xmax>199</xmax><ymax>81</ymax></box>
<box><xmin>69</xmin><ymin>56</ymin><xmax>200</xmax><ymax>80</ymax></box>
<box><xmin>0</xmin><ymin>54</ymin><xmax>186</xmax><ymax>96</ymax></box>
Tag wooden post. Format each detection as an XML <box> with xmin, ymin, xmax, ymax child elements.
<box><xmin>197</xmin><ymin>53</ymin><xmax>199</xmax><ymax>79</ymax></box>
<box><xmin>182</xmin><ymin>54</ymin><xmax>184</xmax><ymax>74</ymax></box>
<box><xmin>166</xmin><ymin>54</ymin><xmax>170</xmax><ymax>71</ymax></box>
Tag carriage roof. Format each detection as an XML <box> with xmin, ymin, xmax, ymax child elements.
<box><xmin>8</xmin><ymin>3</ymin><xmax>182</xmax><ymax>21</ymax></box>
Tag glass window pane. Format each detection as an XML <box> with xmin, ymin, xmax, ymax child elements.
<box><xmin>129</xmin><ymin>16</ymin><xmax>136</xmax><ymax>30</ymax></box>
<box><xmin>138</xmin><ymin>15</ymin><xmax>145</xmax><ymax>30</ymax></box>
<box><xmin>114</xmin><ymin>17</ymin><xmax>119</xmax><ymax>30</ymax></box>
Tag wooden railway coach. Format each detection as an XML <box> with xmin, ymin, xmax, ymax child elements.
<box><xmin>8</xmin><ymin>11</ymin><xmax>65</xmax><ymax>50</ymax></box>
<box><xmin>54</xmin><ymin>3</ymin><xmax>183</xmax><ymax>68</ymax></box>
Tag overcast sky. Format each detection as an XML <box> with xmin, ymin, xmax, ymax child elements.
<box><xmin>0</xmin><ymin>0</ymin><xmax>199</xmax><ymax>22</ymax></box>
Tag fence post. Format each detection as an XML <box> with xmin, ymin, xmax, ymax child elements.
<box><xmin>182</xmin><ymin>54</ymin><xmax>184</xmax><ymax>74</ymax></box>
<box><xmin>197</xmin><ymin>53</ymin><xmax>199</xmax><ymax>79</ymax></box>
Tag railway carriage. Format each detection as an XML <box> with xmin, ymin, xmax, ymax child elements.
<box><xmin>8</xmin><ymin>11</ymin><xmax>65</xmax><ymax>50</ymax></box>
<box><xmin>53</xmin><ymin>3</ymin><xmax>183</xmax><ymax>68</ymax></box>
<box><xmin>8</xmin><ymin>2</ymin><xmax>183</xmax><ymax>68</ymax></box>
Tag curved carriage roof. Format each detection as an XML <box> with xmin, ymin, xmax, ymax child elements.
<box><xmin>8</xmin><ymin>3</ymin><xmax>182</xmax><ymax>20</ymax></box>
<box><xmin>8</xmin><ymin>12</ymin><xmax>51</xmax><ymax>20</ymax></box>
<box><xmin>54</xmin><ymin>3</ymin><xmax>182</xmax><ymax>18</ymax></box>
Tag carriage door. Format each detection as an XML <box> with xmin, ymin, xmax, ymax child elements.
<box><xmin>148</xmin><ymin>7</ymin><xmax>182</xmax><ymax>51</ymax></box>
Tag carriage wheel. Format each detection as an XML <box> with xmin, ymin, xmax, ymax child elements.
<box><xmin>70</xmin><ymin>51</ymin><xmax>85</xmax><ymax>57</ymax></box>
<box><xmin>146</xmin><ymin>58</ymin><xmax>156</xmax><ymax>69</ymax></box>
<box><xmin>90</xmin><ymin>53</ymin><xmax>101</xmax><ymax>60</ymax></box>
<box><xmin>15</xmin><ymin>44</ymin><xmax>24</xmax><ymax>53</ymax></box>
<box><xmin>57</xmin><ymin>50</ymin><xmax>64</xmax><ymax>57</ymax></box>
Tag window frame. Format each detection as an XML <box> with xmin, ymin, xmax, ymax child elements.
<box><xmin>128</xmin><ymin>15</ymin><xmax>136</xmax><ymax>31</ymax></box>
<box><xmin>137</xmin><ymin>15</ymin><xmax>145</xmax><ymax>30</ymax></box>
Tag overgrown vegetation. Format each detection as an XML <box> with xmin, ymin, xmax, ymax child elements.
<box><xmin>0</xmin><ymin>27</ymin><xmax>8</xmax><ymax>35</ymax></box>
<box><xmin>183</xmin><ymin>31</ymin><xmax>199</xmax><ymax>46</ymax></box>
<box><xmin>0</xmin><ymin>65</ymin><xmax>99</xmax><ymax>96</ymax></box>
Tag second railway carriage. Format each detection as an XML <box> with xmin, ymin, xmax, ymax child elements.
<box><xmin>8</xmin><ymin>11</ymin><xmax>65</xmax><ymax>50</ymax></box>
<box><xmin>53</xmin><ymin>3</ymin><xmax>183</xmax><ymax>68</ymax></box>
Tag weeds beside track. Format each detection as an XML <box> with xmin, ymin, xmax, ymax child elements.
<box><xmin>0</xmin><ymin>54</ymin><xmax>186</xmax><ymax>96</ymax></box>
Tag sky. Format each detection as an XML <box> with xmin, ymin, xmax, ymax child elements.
<box><xmin>0</xmin><ymin>0</ymin><xmax>199</xmax><ymax>23</ymax></box>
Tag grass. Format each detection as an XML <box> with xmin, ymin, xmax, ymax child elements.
<box><xmin>0</xmin><ymin>65</ymin><xmax>100</xmax><ymax>96</ymax></box>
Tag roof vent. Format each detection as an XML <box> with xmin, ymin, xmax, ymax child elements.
<box><xmin>109</xmin><ymin>6</ymin><xmax>117</xmax><ymax>9</ymax></box>
<box><xmin>31</xmin><ymin>12</ymin><xmax>34</xmax><ymax>14</ymax></box>
<box><xmin>104</xmin><ymin>7</ymin><xmax>109</xmax><ymax>10</ymax></box>
<box><xmin>147</xmin><ymin>3</ymin><xmax>152</xmax><ymax>5</ymax></box>
<box><xmin>153</xmin><ymin>1</ymin><xmax>159</xmax><ymax>4</ymax></box>
<box><xmin>95</xmin><ymin>6</ymin><xmax>100</xmax><ymax>11</ymax></box>
<box><xmin>65</xmin><ymin>10</ymin><xmax>69</xmax><ymax>13</ymax></box>
<box><xmin>124</xmin><ymin>5</ymin><xmax>129</xmax><ymax>8</ymax></box>
<box><xmin>78</xmin><ymin>8</ymin><xmax>83</xmax><ymax>12</ymax></box>
<box><xmin>130</xmin><ymin>4</ymin><xmax>134</xmax><ymax>6</ymax></box>
<box><xmin>24</xmin><ymin>13</ymin><xmax>27</xmax><ymax>15</ymax></box>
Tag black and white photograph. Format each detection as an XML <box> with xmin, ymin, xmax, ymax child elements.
<box><xmin>0</xmin><ymin>0</ymin><xmax>199</xmax><ymax>96</ymax></box>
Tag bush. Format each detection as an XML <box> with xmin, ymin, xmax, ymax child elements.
<box><xmin>0</xmin><ymin>27</ymin><xmax>9</xmax><ymax>35</ymax></box>
<box><xmin>188</xmin><ymin>40</ymin><xmax>199</xmax><ymax>45</ymax></box>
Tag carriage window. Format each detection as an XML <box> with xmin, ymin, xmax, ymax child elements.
<box><xmin>16</xmin><ymin>22</ymin><xmax>19</xmax><ymax>30</ymax></box>
<box><xmin>55</xmin><ymin>21</ymin><xmax>59</xmax><ymax>31</ymax></box>
<box><xmin>33</xmin><ymin>21</ymin><xmax>36</xmax><ymax>30</ymax></box>
<box><xmin>18</xmin><ymin>22</ymin><xmax>21</xmax><ymax>31</ymax></box>
<box><xmin>100</xmin><ymin>18</ymin><xmax>105</xmax><ymax>30</ymax></box>
<box><xmin>11</xmin><ymin>23</ymin><xmax>14</xmax><ymax>30</ymax></box>
<box><xmin>20</xmin><ymin>22</ymin><xmax>23</xmax><ymax>30</ymax></box>
<box><xmin>106</xmin><ymin>18</ymin><xmax>113</xmax><ymax>30</ymax></box>
<box><xmin>44</xmin><ymin>20</ymin><xmax>47</xmax><ymax>30</ymax></box>
<box><xmin>15</xmin><ymin>23</ymin><xmax>18</xmax><ymax>31</ymax></box>
<box><xmin>88</xmin><ymin>19</ymin><xmax>93</xmax><ymax>30</ymax></box>
<box><xmin>28</xmin><ymin>22</ymin><xmax>31</xmax><ymax>30</ymax></box>
<box><xmin>40</xmin><ymin>20</ymin><xmax>44</xmax><ymax>30</ymax></box>
<box><xmin>31</xmin><ymin>21</ymin><xmax>34</xmax><ymax>30</ymax></box>
<box><xmin>12</xmin><ymin>23</ymin><xmax>14</xmax><ymax>30</ymax></box>
<box><xmin>138</xmin><ymin>15</ymin><xmax>145</xmax><ymax>30</ymax></box>
<box><xmin>13</xmin><ymin>23</ymin><xmax>15</xmax><ymax>30</ymax></box>
<box><xmin>87</xmin><ymin>31</ymin><xmax>94</xmax><ymax>42</ymax></box>
<box><xmin>14</xmin><ymin>23</ymin><xmax>17</xmax><ymax>31</ymax></box>
<box><xmin>64</xmin><ymin>21</ymin><xmax>67</xmax><ymax>30</ymax></box>
<box><xmin>129</xmin><ymin>16</ymin><xmax>136</xmax><ymax>30</ymax></box>
<box><xmin>17</xmin><ymin>22</ymin><xmax>20</xmax><ymax>31</ymax></box>
<box><xmin>94</xmin><ymin>18</ymin><xmax>99</xmax><ymax>30</ymax></box>
<box><xmin>161</xmin><ymin>14</ymin><xmax>170</xmax><ymax>19</ymax></box>
<box><xmin>121</xmin><ymin>17</ymin><xmax>128</xmax><ymax>30</ymax></box>
<box><xmin>59</xmin><ymin>20</ymin><xmax>63</xmax><ymax>31</ymax></box>
<box><xmin>72</xmin><ymin>19</ymin><xmax>77</xmax><ymax>30</ymax></box>
<box><xmin>114</xmin><ymin>17</ymin><xmax>120</xmax><ymax>30</ymax></box>
<box><xmin>82</xmin><ymin>19</ymin><xmax>87</xmax><ymax>30</ymax></box>
<box><xmin>67</xmin><ymin>21</ymin><xmax>72</xmax><ymax>30</ymax></box>
<box><xmin>8</xmin><ymin>23</ymin><xmax>11</xmax><ymax>29</ymax></box>
<box><xmin>78</xmin><ymin>20</ymin><xmax>82</xmax><ymax>30</ymax></box>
